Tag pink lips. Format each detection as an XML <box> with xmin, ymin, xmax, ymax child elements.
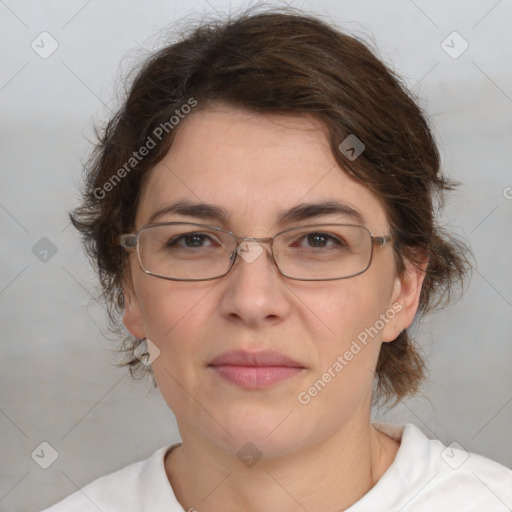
<box><xmin>208</xmin><ymin>350</ymin><xmax>305</xmax><ymax>390</ymax></box>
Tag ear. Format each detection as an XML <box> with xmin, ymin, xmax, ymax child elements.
<box><xmin>381</xmin><ymin>254</ymin><xmax>428</xmax><ymax>343</ymax></box>
<box><xmin>122</xmin><ymin>274</ymin><xmax>146</xmax><ymax>340</ymax></box>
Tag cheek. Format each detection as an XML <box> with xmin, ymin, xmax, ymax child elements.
<box><xmin>137</xmin><ymin>282</ymin><xmax>215</xmax><ymax>410</ymax></box>
<box><xmin>137</xmin><ymin>280</ymin><xmax>212</xmax><ymax>352</ymax></box>
<box><xmin>297</xmin><ymin>279</ymin><xmax>389</xmax><ymax>342</ymax></box>
<box><xmin>297</xmin><ymin>279</ymin><xmax>392</xmax><ymax>383</ymax></box>
<box><xmin>294</xmin><ymin>285</ymin><xmax>388</xmax><ymax>419</ymax></box>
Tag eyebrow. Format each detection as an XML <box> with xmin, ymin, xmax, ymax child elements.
<box><xmin>147</xmin><ymin>199</ymin><xmax>366</xmax><ymax>226</ymax></box>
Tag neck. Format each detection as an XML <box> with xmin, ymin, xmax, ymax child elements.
<box><xmin>165</xmin><ymin>417</ymin><xmax>399</xmax><ymax>512</ymax></box>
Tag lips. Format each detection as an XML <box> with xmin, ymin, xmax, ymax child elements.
<box><xmin>208</xmin><ymin>350</ymin><xmax>304</xmax><ymax>368</ymax></box>
<box><xmin>208</xmin><ymin>350</ymin><xmax>305</xmax><ymax>390</ymax></box>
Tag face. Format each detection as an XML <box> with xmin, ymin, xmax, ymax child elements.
<box><xmin>123</xmin><ymin>104</ymin><xmax>424</xmax><ymax>457</ymax></box>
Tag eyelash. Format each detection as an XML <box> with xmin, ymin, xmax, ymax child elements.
<box><xmin>168</xmin><ymin>231</ymin><xmax>345</xmax><ymax>249</ymax></box>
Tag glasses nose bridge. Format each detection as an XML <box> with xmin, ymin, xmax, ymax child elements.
<box><xmin>234</xmin><ymin>235</ymin><xmax>275</xmax><ymax>246</ymax></box>
<box><xmin>230</xmin><ymin>235</ymin><xmax>277</xmax><ymax>267</ymax></box>
<box><xmin>233</xmin><ymin>235</ymin><xmax>276</xmax><ymax>255</ymax></box>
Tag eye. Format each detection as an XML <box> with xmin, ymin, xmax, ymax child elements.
<box><xmin>294</xmin><ymin>231</ymin><xmax>346</xmax><ymax>249</ymax></box>
<box><xmin>168</xmin><ymin>232</ymin><xmax>218</xmax><ymax>249</ymax></box>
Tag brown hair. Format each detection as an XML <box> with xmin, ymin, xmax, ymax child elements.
<box><xmin>70</xmin><ymin>7</ymin><xmax>471</xmax><ymax>407</ymax></box>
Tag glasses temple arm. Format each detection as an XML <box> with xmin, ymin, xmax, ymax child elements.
<box><xmin>372</xmin><ymin>235</ymin><xmax>392</xmax><ymax>247</ymax></box>
<box><xmin>120</xmin><ymin>234</ymin><xmax>137</xmax><ymax>249</ymax></box>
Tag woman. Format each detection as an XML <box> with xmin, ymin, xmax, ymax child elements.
<box><xmin>41</xmin><ymin>7</ymin><xmax>512</xmax><ymax>511</ymax></box>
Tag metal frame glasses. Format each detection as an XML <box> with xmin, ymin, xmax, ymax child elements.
<box><xmin>120</xmin><ymin>222</ymin><xmax>392</xmax><ymax>282</ymax></box>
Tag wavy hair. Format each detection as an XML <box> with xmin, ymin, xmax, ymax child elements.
<box><xmin>70</xmin><ymin>7</ymin><xmax>471</xmax><ymax>407</ymax></box>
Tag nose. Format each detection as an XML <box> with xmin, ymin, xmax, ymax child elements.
<box><xmin>234</xmin><ymin>239</ymin><xmax>267</xmax><ymax>265</ymax></box>
<box><xmin>217</xmin><ymin>239</ymin><xmax>291</xmax><ymax>327</ymax></box>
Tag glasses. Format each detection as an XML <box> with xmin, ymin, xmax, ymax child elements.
<box><xmin>119</xmin><ymin>222</ymin><xmax>392</xmax><ymax>281</ymax></box>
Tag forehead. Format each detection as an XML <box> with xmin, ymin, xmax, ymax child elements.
<box><xmin>135</xmin><ymin>105</ymin><xmax>389</xmax><ymax>233</ymax></box>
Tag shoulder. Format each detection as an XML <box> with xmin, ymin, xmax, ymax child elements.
<box><xmin>420</xmin><ymin>434</ymin><xmax>512</xmax><ymax>510</ymax></box>
<box><xmin>37</xmin><ymin>445</ymin><xmax>174</xmax><ymax>512</ymax></box>
<box><xmin>353</xmin><ymin>422</ymin><xmax>512</xmax><ymax>511</ymax></box>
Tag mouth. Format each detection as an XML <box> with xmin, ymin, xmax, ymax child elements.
<box><xmin>207</xmin><ymin>350</ymin><xmax>306</xmax><ymax>390</ymax></box>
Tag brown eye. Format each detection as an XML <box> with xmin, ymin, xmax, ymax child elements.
<box><xmin>167</xmin><ymin>233</ymin><xmax>217</xmax><ymax>249</ymax></box>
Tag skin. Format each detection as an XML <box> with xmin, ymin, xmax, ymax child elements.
<box><xmin>122</xmin><ymin>103</ymin><xmax>426</xmax><ymax>512</ymax></box>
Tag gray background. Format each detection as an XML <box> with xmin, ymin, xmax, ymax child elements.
<box><xmin>1</xmin><ymin>1</ymin><xmax>511</xmax><ymax>510</ymax></box>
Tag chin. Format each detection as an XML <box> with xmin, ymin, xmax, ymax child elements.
<box><xmin>202</xmin><ymin>406</ymin><xmax>310</xmax><ymax>458</ymax></box>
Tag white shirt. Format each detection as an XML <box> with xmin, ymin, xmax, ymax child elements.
<box><xmin>39</xmin><ymin>422</ymin><xmax>512</xmax><ymax>511</ymax></box>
